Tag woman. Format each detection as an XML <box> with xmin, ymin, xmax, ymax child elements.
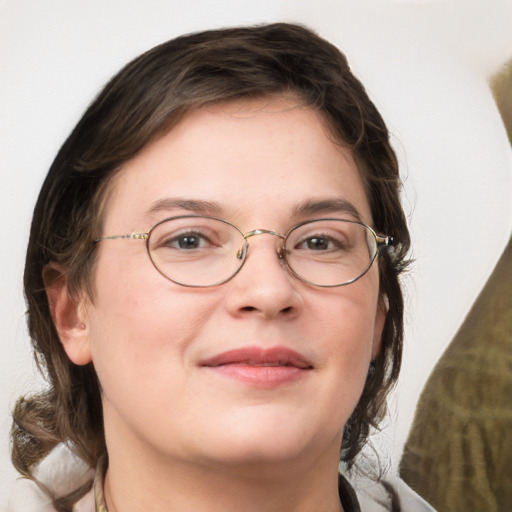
<box><xmin>9</xmin><ymin>23</ymin><xmax>431</xmax><ymax>511</ymax></box>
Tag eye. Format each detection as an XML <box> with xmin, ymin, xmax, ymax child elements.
<box><xmin>296</xmin><ymin>234</ymin><xmax>346</xmax><ymax>252</ymax></box>
<box><xmin>178</xmin><ymin>235</ymin><xmax>199</xmax><ymax>249</ymax></box>
<box><xmin>302</xmin><ymin>236</ymin><xmax>333</xmax><ymax>251</ymax></box>
<box><xmin>163</xmin><ymin>231</ymin><xmax>214</xmax><ymax>250</ymax></box>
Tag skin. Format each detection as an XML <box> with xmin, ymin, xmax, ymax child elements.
<box><xmin>48</xmin><ymin>97</ymin><xmax>386</xmax><ymax>512</ymax></box>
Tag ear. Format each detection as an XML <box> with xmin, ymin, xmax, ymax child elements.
<box><xmin>371</xmin><ymin>294</ymin><xmax>388</xmax><ymax>360</ymax></box>
<box><xmin>43</xmin><ymin>263</ymin><xmax>93</xmax><ymax>366</ymax></box>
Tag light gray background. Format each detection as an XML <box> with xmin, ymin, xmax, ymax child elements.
<box><xmin>1</xmin><ymin>0</ymin><xmax>511</xmax><ymax>507</ymax></box>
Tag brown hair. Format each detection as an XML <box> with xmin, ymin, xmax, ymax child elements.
<box><xmin>12</xmin><ymin>22</ymin><xmax>410</xmax><ymax>499</ymax></box>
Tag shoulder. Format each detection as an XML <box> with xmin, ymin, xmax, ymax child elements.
<box><xmin>7</xmin><ymin>444</ymin><xmax>95</xmax><ymax>512</ymax></box>
<box><xmin>348</xmin><ymin>472</ymin><xmax>437</xmax><ymax>512</ymax></box>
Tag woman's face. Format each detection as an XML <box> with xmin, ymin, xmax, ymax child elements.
<box><xmin>72</xmin><ymin>98</ymin><xmax>385</xmax><ymax>472</ymax></box>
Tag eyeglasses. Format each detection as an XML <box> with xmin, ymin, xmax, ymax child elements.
<box><xmin>95</xmin><ymin>215</ymin><xmax>392</xmax><ymax>288</ymax></box>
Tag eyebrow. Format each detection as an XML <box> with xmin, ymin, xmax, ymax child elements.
<box><xmin>293</xmin><ymin>198</ymin><xmax>363</xmax><ymax>221</ymax></box>
<box><xmin>145</xmin><ymin>197</ymin><xmax>223</xmax><ymax>218</ymax></box>
<box><xmin>144</xmin><ymin>196</ymin><xmax>363</xmax><ymax>223</ymax></box>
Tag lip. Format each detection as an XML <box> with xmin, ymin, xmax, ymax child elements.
<box><xmin>199</xmin><ymin>346</ymin><xmax>313</xmax><ymax>387</ymax></box>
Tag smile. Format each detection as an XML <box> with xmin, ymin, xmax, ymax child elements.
<box><xmin>200</xmin><ymin>346</ymin><xmax>313</xmax><ymax>387</ymax></box>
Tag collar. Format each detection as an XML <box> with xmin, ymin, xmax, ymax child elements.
<box><xmin>339</xmin><ymin>472</ymin><xmax>362</xmax><ymax>512</ymax></box>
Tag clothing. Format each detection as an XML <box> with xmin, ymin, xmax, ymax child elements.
<box><xmin>7</xmin><ymin>444</ymin><xmax>435</xmax><ymax>512</ymax></box>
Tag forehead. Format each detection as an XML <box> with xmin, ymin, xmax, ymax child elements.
<box><xmin>103</xmin><ymin>98</ymin><xmax>372</xmax><ymax>230</ymax></box>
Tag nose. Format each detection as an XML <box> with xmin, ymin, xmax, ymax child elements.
<box><xmin>224</xmin><ymin>231</ymin><xmax>302</xmax><ymax>319</ymax></box>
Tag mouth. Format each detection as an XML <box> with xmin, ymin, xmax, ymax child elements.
<box><xmin>200</xmin><ymin>346</ymin><xmax>313</xmax><ymax>369</ymax></box>
<box><xmin>199</xmin><ymin>346</ymin><xmax>313</xmax><ymax>387</ymax></box>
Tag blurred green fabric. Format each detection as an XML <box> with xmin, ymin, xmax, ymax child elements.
<box><xmin>400</xmin><ymin>237</ymin><xmax>512</xmax><ymax>511</ymax></box>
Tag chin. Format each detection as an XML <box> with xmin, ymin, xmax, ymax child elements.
<box><xmin>202</xmin><ymin>440</ymin><xmax>309</xmax><ymax>470</ymax></box>
<box><xmin>192</xmin><ymin>415</ymin><xmax>339</xmax><ymax>468</ymax></box>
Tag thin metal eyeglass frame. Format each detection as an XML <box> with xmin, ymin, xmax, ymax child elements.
<box><xmin>94</xmin><ymin>215</ymin><xmax>393</xmax><ymax>288</ymax></box>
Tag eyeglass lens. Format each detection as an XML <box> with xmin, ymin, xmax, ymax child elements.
<box><xmin>146</xmin><ymin>216</ymin><xmax>378</xmax><ymax>287</ymax></box>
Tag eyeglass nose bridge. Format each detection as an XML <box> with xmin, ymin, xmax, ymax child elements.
<box><xmin>236</xmin><ymin>229</ymin><xmax>287</xmax><ymax>260</ymax></box>
<box><xmin>243</xmin><ymin>228</ymin><xmax>285</xmax><ymax>240</ymax></box>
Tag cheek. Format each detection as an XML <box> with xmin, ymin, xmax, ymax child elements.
<box><xmin>85</xmin><ymin>251</ymin><xmax>216</xmax><ymax>397</ymax></box>
<box><xmin>305</xmin><ymin>276</ymin><xmax>380</xmax><ymax>399</ymax></box>
<box><xmin>311</xmin><ymin>278</ymin><xmax>379</xmax><ymax>353</ymax></box>
<box><xmin>322</xmin><ymin>302</ymin><xmax>376</xmax><ymax>387</ymax></box>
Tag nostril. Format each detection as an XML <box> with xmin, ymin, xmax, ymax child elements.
<box><xmin>240</xmin><ymin>305</ymin><xmax>293</xmax><ymax>315</ymax></box>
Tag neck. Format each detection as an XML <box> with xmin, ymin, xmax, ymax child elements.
<box><xmin>103</xmin><ymin>441</ymin><xmax>344</xmax><ymax>512</ymax></box>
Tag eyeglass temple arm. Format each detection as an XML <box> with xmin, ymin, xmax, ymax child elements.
<box><xmin>95</xmin><ymin>233</ymin><xmax>149</xmax><ymax>242</ymax></box>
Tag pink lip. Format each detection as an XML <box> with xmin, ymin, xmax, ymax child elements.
<box><xmin>200</xmin><ymin>346</ymin><xmax>313</xmax><ymax>387</ymax></box>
